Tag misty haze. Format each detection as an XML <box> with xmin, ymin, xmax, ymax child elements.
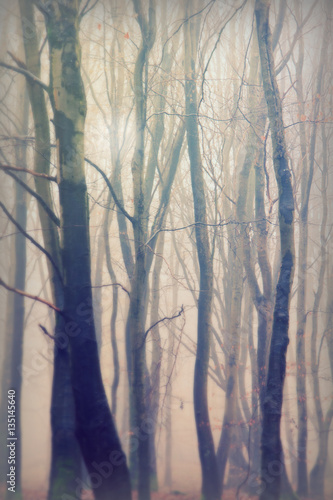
<box><xmin>0</xmin><ymin>1</ymin><xmax>332</xmax><ymax>500</ymax></box>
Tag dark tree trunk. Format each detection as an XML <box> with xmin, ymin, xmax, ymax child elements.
<box><xmin>17</xmin><ymin>2</ymin><xmax>83</xmax><ymax>498</ymax></box>
<box><xmin>44</xmin><ymin>2</ymin><xmax>132</xmax><ymax>499</ymax></box>
<box><xmin>255</xmin><ymin>2</ymin><xmax>295</xmax><ymax>499</ymax></box>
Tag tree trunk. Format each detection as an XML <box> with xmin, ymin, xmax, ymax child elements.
<box><xmin>17</xmin><ymin>2</ymin><xmax>83</xmax><ymax>498</ymax></box>
<box><xmin>294</xmin><ymin>27</ymin><xmax>309</xmax><ymax>498</ymax></box>
<box><xmin>216</xmin><ymin>239</ymin><xmax>243</xmax><ymax>493</ymax></box>
<box><xmin>184</xmin><ymin>5</ymin><xmax>220</xmax><ymax>499</ymax></box>
<box><xmin>309</xmin><ymin>68</ymin><xmax>332</xmax><ymax>498</ymax></box>
<box><xmin>148</xmin><ymin>230</ymin><xmax>165</xmax><ymax>491</ymax></box>
<box><xmin>255</xmin><ymin>2</ymin><xmax>295</xmax><ymax>499</ymax></box>
<box><xmin>103</xmin><ymin>192</ymin><xmax>120</xmax><ymax>418</ymax></box>
<box><xmin>164</xmin><ymin>257</ymin><xmax>178</xmax><ymax>490</ymax></box>
<box><xmin>4</xmin><ymin>87</ymin><xmax>29</xmax><ymax>500</ymax></box>
<box><xmin>45</xmin><ymin>2</ymin><xmax>131</xmax><ymax>499</ymax></box>
<box><xmin>127</xmin><ymin>1</ymin><xmax>156</xmax><ymax>498</ymax></box>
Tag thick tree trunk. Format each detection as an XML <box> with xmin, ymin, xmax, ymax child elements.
<box><xmin>255</xmin><ymin>2</ymin><xmax>295</xmax><ymax>499</ymax></box>
<box><xmin>184</xmin><ymin>6</ymin><xmax>220</xmax><ymax>500</ymax></box>
<box><xmin>17</xmin><ymin>2</ymin><xmax>82</xmax><ymax>498</ymax></box>
<box><xmin>45</xmin><ymin>2</ymin><xmax>131</xmax><ymax>499</ymax></box>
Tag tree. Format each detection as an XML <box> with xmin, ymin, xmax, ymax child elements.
<box><xmin>184</xmin><ymin>3</ymin><xmax>220</xmax><ymax>499</ymax></box>
<box><xmin>255</xmin><ymin>1</ymin><xmax>295</xmax><ymax>499</ymax></box>
<box><xmin>40</xmin><ymin>1</ymin><xmax>131</xmax><ymax>498</ymax></box>
<box><xmin>14</xmin><ymin>2</ymin><xmax>82</xmax><ymax>497</ymax></box>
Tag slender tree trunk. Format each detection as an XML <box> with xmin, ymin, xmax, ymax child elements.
<box><xmin>216</xmin><ymin>240</ymin><xmax>243</xmax><ymax>493</ymax></box>
<box><xmin>164</xmin><ymin>257</ymin><xmax>178</xmax><ymax>490</ymax></box>
<box><xmin>309</xmin><ymin>75</ymin><xmax>332</xmax><ymax>500</ymax></box>
<box><xmin>103</xmin><ymin>193</ymin><xmax>120</xmax><ymax>418</ymax></box>
<box><xmin>4</xmin><ymin>87</ymin><xmax>29</xmax><ymax>500</ymax></box>
<box><xmin>255</xmin><ymin>2</ymin><xmax>295</xmax><ymax>499</ymax></box>
<box><xmin>294</xmin><ymin>33</ymin><xmax>309</xmax><ymax>499</ymax></box>
<box><xmin>310</xmin><ymin>274</ymin><xmax>333</xmax><ymax>497</ymax></box>
<box><xmin>0</xmin><ymin>252</ymin><xmax>14</xmax><ymax>486</ymax></box>
<box><xmin>148</xmin><ymin>230</ymin><xmax>165</xmax><ymax>491</ymax></box>
<box><xmin>93</xmin><ymin>228</ymin><xmax>105</xmax><ymax>352</ymax></box>
<box><xmin>184</xmin><ymin>5</ymin><xmax>220</xmax><ymax>499</ymax></box>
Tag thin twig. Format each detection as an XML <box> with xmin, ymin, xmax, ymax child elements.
<box><xmin>139</xmin><ymin>305</ymin><xmax>184</xmax><ymax>349</ymax></box>
<box><xmin>39</xmin><ymin>324</ymin><xmax>56</xmax><ymax>341</ymax></box>
<box><xmin>91</xmin><ymin>282</ymin><xmax>130</xmax><ymax>297</ymax></box>
<box><xmin>145</xmin><ymin>218</ymin><xmax>268</xmax><ymax>247</ymax></box>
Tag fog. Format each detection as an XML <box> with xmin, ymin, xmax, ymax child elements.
<box><xmin>0</xmin><ymin>1</ymin><xmax>332</xmax><ymax>499</ymax></box>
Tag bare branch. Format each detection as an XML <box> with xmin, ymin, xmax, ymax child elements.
<box><xmin>275</xmin><ymin>0</ymin><xmax>318</xmax><ymax>76</ymax></box>
<box><xmin>79</xmin><ymin>0</ymin><xmax>99</xmax><ymax>21</ymax></box>
<box><xmin>4</xmin><ymin>170</ymin><xmax>60</xmax><ymax>227</ymax></box>
<box><xmin>0</xmin><ymin>278</ymin><xmax>61</xmax><ymax>313</ymax></box>
<box><xmin>91</xmin><ymin>282</ymin><xmax>130</xmax><ymax>298</ymax></box>
<box><xmin>84</xmin><ymin>158</ymin><xmax>135</xmax><ymax>225</ymax></box>
<box><xmin>145</xmin><ymin>218</ymin><xmax>266</xmax><ymax>247</ymax></box>
<box><xmin>0</xmin><ymin>201</ymin><xmax>63</xmax><ymax>284</ymax></box>
<box><xmin>0</xmin><ymin>60</ymin><xmax>49</xmax><ymax>93</ymax></box>
<box><xmin>199</xmin><ymin>0</ymin><xmax>247</xmax><ymax>111</ymax></box>
<box><xmin>0</xmin><ymin>164</ymin><xmax>57</xmax><ymax>182</ymax></box>
<box><xmin>140</xmin><ymin>305</ymin><xmax>184</xmax><ymax>349</ymax></box>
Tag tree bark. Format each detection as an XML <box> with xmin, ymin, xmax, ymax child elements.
<box><xmin>3</xmin><ymin>86</ymin><xmax>29</xmax><ymax>500</ymax></box>
<box><xmin>184</xmin><ymin>5</ymin><xmax>220</xmax><ymax>499</ymax></box>
<box><xmin>294</xmin><ymin>13</ymin><xmax>309</xmax><ymax>495</ymax></box>
<box><xmin>44</xmin><ymin>2</ymin><xmax>131</xmax><ymax>499</ymax></box>
<box><xmin>127</xmin><ymin>1</ymin><xmax>156</xmax><ymax>499</ymax></box>
<box><xmin>16</xmin><ymin>2</ymin><xmax>83</xmax><ymax>498</ymax></box>
<box><xmin>255</xmin><ymin>2</ymin><xmax>295</xmax><ymax>499</ymax></box>
<box><xmin>309</xmin><ymin>55</ymin><xmax>332</xmax><ymax>497</ymax></box>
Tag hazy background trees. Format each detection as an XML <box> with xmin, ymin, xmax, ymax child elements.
<box><xmin>0</xmin><ymin>1</ymin><xmax>332</xmax><ymax>499</ymax></box>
